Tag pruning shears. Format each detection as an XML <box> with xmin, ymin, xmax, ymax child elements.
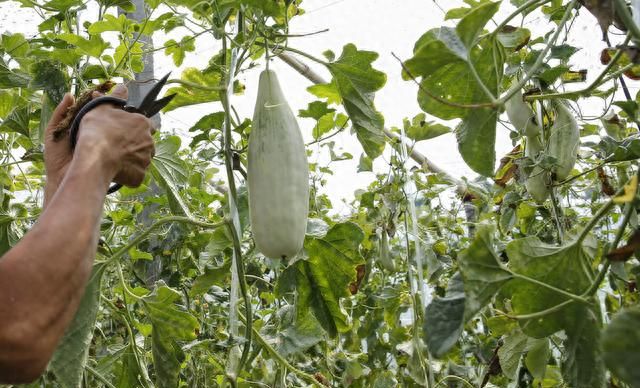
<box><xmin>68</xmin><ymin>72</ymin><xmax>176</xmax><ymax>194</ymax></box>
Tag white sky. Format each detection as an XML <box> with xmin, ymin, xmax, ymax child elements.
<box><xmin>0</xmin><ymin>0</ymin><xmax>627</xmax><ymax>211</ymax></box>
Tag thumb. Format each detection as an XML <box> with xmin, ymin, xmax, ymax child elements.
<box><xmin>109</xmin><ymin>84</ymin><xmax>128</xmax><ymax>100</ymax></box>
<box><xmin>46</xmin><ymin>93</ymin><xmax>75</xmax><ymax>133</ymax></box>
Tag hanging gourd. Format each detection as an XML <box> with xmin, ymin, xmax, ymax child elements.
<box><xmin>247</xmin><ymin>69</ymin><xmax>310</xmax><ymax>260</ymax></box>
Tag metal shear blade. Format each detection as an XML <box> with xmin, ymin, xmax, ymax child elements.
<box><xmin>124</xmin><ymin>72</ymin><xmax>176</xmax><ymax>117</ymax></box>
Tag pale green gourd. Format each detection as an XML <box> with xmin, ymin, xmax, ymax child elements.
<box><xmin>248</xmin><ymin>69</ymin><xmax>310</xmax><ymax>260</ymax></box>
<box><xmin>505</xmin><ymin>89</ymin><xmax>541</xmax><ymax>137</ymax></box>
<box><xmin>377</xmin><ymin>228</ymin><xmax>395</xmax><ymax>272</ymax></box>
<box><xmin>524</xmin><ymin>135</ymin><xmax>550</xmax><ymax>203</ymax></box>
<box><xmin>548</xmin><ymin>101</ymin><xmax>580</xmax><ymax>181</ymax></box>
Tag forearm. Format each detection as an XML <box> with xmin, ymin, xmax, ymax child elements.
<box><xmin>0</xmin><ymin>144</ymin><xmax>113</xmax><ymax>381</ymax></box>
<box><xmin>43</xmin><ymin>175</ymin><xmax>62</xmax><ymax>209</ymax></box>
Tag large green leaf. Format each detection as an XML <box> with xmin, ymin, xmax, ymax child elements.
<box><xmin>0</xmin><ymin>209</ymin><xmax>21</xmax><ymax>255</ymax></box>
<box><xmin>505</xmin><ymin>237</ymin><xmax>595</xmax><ymax>338</ymax></box>
<box><xmin>403</xmin><ymin>29</ymin><xmax>464</xmax><ymax>82</ymax></box>
<box><xmin>561</xmin><ymin>307</ymin><xmax>606</xmax><ymax>388</ymax></box>
<box><xmin>1</xmin><ymin>33</ymin><xmax>30</xmax><ymax>59</ymax></box>
<box><xmin>43</xmin><ymin>0</ymin><xmax>83</xmax><ymax>12</ymax></box>
<box><xmin>276</xmin><ymin>222</ymin><xmax>364</xmax><ymax>337</ymax></box>
<box><xmin>163</xmin><ymin>67</ymin><xmax>224</xmax><ymax>111</ymax></box>
<box><xmin>57</xmin><ymin>33</ymin><xmax>110</xmax><ymax>58</ymax></box>
<box><xmin>0</xmin><ymin>105</ymin><xmax>30</xmax><ymax>137</ymax></box>
<box><xmin>150</xmin><ymin>136</ymin><xmax>192</xmax><ymax>218</ymax></box>
<box><xmin>498</xmin><ymin>330</ymin><xmax>528</xmax><ymax>380</ymax></box>
<box><xmin>326</xmin><ymin>44</ymin><xmax>387</xmax><ymax>158</ymax></box>
<box><xmin>456</xmin><ymin>1</ymin><xmax>500</xmax><ymax>49</ymax></box>
<box><xmin>602</xmin><ymin>306</ymin><xmax>640</xmax><ymax>387</ymax></box>
<box><xmin>189</xmin><ymin>260</ymin><xmax>231</xmax><ymax>297</ymax></box>
<box><xmin>262</xmin><ymin>305</ymin><xmax>325</xmax><ymax>357</ymax></box>
<box><xmin>0</xmin><ymin>59</ymin><xmax>30</xmax><ymax>88</ymax></box>
<box><xmin>50</xmin><ymin>264</ymin><xmax>106</xmax><ymax>388</ymax></box>
<box><xmin>87</xmin><ymin>14</ymin><xmax>130</xmax><ymax>34</ymax></box>
<box><xmin>456</xmin><ymin>107</ymin><xmax>498</xmax><ymax>176</ymax></box>
<box><xmin>142</xmin><ymin>283</ymin><xmax>200</xmax><ymax>388</ymax></box>
<box><xmin>423</xmin><ymin>272</ymin><xmax>466</xmax><ymax>357</ymax></box>
<box><xmin>0</xmin><ymin>90</ymin><xmax>26</xmax><ymax>119</ymax></box>
<box><xmin>525</xmin><ymin>338</ymin><xmax>550</xmax><ymax>380</ymax></box>
<box><xmin>458</xmin><ymin>222</ymin><xmax>512</xmax><ymax>317</ymax></box>
<box><xmin>404</xmin><ymin>25</ymin><xmax>503</xmax><ymax>175</ymax></box>
<box><xmin>403</xmin><ymin>113</ymin><xmax>451</xmax><ymax>141</ymax></box>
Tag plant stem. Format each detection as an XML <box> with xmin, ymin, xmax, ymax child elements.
<box><xmin>116</xmin><ymin>262</ymin><xmax>142</xmax><ymax>300</ymax></box>
<box><xmin>220</xmin><ymin>22</ymin><xmax>253</xmax><ymax>377</ymax></box>
<box><xmin>281</xmin><ymin>46</ymin><xmax>329</xmax><ymax>66</ymax></box>
<box><xmin>525</xmin><ymin>63</ymin><xmax>634</xmax><ymax>101</ymax></box>
<box><xmin>549</xmin><ymin>186</ymin><xmax>565</xmax><ymax>243</ymax></box>
<box><xmin>434</xmin><ymin>375</ymin><xmax>475</xmax><ymax>388</ymax></box>
<box><xmin>492</xmin><ymin>0</ymin><xmax>552</xmax><ymax>33</ymax></box>
<box><xmin>306</xmin><ymin>118</ymin><xmax>350</xmax><ymax>146</ymax></box>
<box><xmin>555</xmin><ymin>163</ymin><xmax>604</xmax><ymax>187</ymax></box>
<box><xmin>499</xmin><ymin>0</ymin><xmax>577</xmax><ymax>104</ymax></box>
<box><xmin>525</xmin><ymin>32</ymin><xmax>632</xmax><ymax>101</ymax></box>
<box><xmin>577</xmin><ymin>200</ymin><xmax>617</xmax><ymax>244</ymax></box>
<box><xmin>112</xmin><ymin>7</ymin><xmax>155</xmax><ymax>75</ymax></box>
<box><xmin>101</xmin><ymin>296</ymin><xmax>153</xmax><ymax>388</ymax></box>
<box><xmin>86</xmin><ymin>365</ymin><xmax>117</xmax><ymax>388</ymax></box>
<box><xmin>584</xmin><ymin>169</ymin><xmax>640</xmax><ymax>296</ymax></box>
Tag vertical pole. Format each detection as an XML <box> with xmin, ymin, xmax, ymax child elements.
<box><xmin>119</xmin><ymin>1</ymin><xmax>162</xmax><ymax>286</ymax></box>
<box><xmin>118</xmin><ymin>2</ymin><xmax>161</xmax><ymax>127</ymax></box>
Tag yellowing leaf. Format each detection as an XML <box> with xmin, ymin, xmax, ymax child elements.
<box><xmin>613</xmin><ymin>175</ymin><xmax>638</xmax><ymax>204</ymax></box>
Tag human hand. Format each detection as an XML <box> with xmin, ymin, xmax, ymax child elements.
<box><xmin>44</xmin><ymin>93</ymin><xmax>75</xmax><ymax>189</ymax></box>
<box><xmin>75</xmin><ymin>84</ymin><xmax>156</xmax><ymax>187</ymax></box>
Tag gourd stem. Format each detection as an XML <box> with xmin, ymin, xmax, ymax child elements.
<box><xmin>499</xmin><ymin>0</ymin><xmax>577</xmax><ymax>105</ymax></box>
<box><xmin>493</xmin><ymin>0</ymin><xmax>552</xmax><ymax>32</ymax></box>
<box><xmin>525</xmin><ymin>33</ymin><xmax>633</xmax><ymax>102</ymax></box>
<box><xmin>280</xmin><ymin>46</ymin><xmax>329</xmax><ymax>66</ymax></box>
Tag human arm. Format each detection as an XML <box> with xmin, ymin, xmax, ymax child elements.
<box><xmin>0</xmin><ymin>85</ymin><xmax>155</xmax><ymax>383</ymax></box>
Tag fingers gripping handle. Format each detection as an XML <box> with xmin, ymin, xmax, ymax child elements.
<box><xmin>68</xmin><ymin>96</ymin><xmax>128</xmax><ymax>149</ymax></box>
<box><xmin>69</xmin><ymin>96</ymin><xmax>128</xmax><ymax>194</ymax></box>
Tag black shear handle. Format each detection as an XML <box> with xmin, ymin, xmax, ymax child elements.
<box><xmin>69</xmin><ymin>96</ymin><xmax>132</xmax><ymax>194</ymax></box>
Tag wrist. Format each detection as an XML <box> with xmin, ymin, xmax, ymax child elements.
<box><xmin>71</xmin><ymin>137</ymin><xmax>119</xmax><ymax>188</ymax></box>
